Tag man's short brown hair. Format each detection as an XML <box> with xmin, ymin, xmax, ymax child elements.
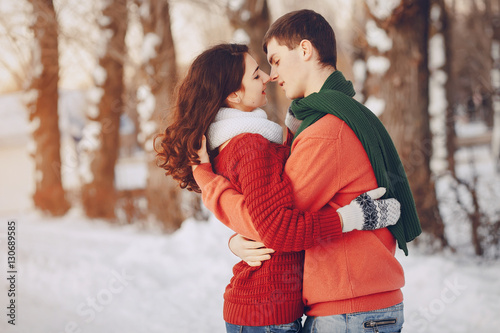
<box><xmin>263</xmin><ymin>9</ymin><xmax>337</xmax><ymax>69</ymax></box>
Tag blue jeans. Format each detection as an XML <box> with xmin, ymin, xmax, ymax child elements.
<box><xmin>226</xmin><ymin>318</ymin><xmax>302</xmax><ymax>333</ymax></box>
<box><xmin>303</xmin><ymin>302</ymin><xmax>404</xmax><ymax>333</ymax></box>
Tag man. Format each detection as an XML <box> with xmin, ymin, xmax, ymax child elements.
<box><xmin>195</xmin><ymin>9</ymin><xmax>421</xmax><ymax>332</ymax></box>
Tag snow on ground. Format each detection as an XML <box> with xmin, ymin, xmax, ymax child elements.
<box><xmin>0</xmin><ymin>210</ymin><xmax>237</xmax><ymax>333</ymax></box>
<box><xmin>398</xmin><ymin>251</ymin><xmax>500</xmax><ymax>333</ymax></box>
<box><xmin>0</xmin><ymin>210</ymin><xmax>499</xmax><ymax>333</ymax></box>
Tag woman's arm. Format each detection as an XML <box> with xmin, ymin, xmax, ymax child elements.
<box><xmin>192</xmin><ymin>136</ymin><xmax>261</xmax><ymax>240</ymax></box>
<box><xmin>193</xmin><ymin>163</ymin><xmax>262</xmax><ymax>241</ymax></box>
<box><xmin>211</xmin><ymin>133</ymin><xmax>343</xmax><ymax>252</ymax></box>
<box><xmin>193</xmin><ymin>134</ymin><xmax>342</xmax><ymax>251</ymax></box>
<box><xmin>194</xmin><ymin>134</ymin><xmax>400</xmax><ymax>252</ymax></box>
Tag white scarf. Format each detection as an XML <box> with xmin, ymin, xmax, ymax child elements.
<box><xmin>206</xmin><ymin>107</ymin><xmax>283</xmax><ymax>151</ymax></box>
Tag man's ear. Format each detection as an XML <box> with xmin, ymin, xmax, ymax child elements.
<box><xmin>299</xmin><ymin>39</ymin><xmax>314</xmax><ymax>61</ymax></box>
<box><xmin>226</xmin><ymin>91</ymin><xmax>241</xmax><ymax>105</ymax></box>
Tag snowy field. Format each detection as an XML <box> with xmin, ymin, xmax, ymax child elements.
<box><xmin>0</xmin><ymin>210</ymin><xmax>500</xmax><ymax>333</ymax></box>
<box><xmin>0</xmin><ymin>211</ymin><xmax>237</xmax><ymax>333</ymax></box>
<box><xmin>1</xmin><ymin>92</ymin><xmax>500</xmax><ymax>332</ymax></box>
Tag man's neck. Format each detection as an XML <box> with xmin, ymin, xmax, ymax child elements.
<box><xmin>304</xmin><ymin>67</ymin><xmax>336</xmax><ymax>97</ymax></box>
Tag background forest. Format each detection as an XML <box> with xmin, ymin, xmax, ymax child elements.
<box><xmin>0</xmin><ymin>0</ymin><xmax>499</xmax><ymax>332</ymax></box>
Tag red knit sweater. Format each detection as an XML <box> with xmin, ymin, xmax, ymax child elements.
<box><xmin>210</xmin><ymin>133</ymin><xmax>342</xmax><ymax>326</ymax></box>
<box><xmin>196</xmin><ymin>116</ymin><xmax>405</xmax><ymax>318</ymax></box>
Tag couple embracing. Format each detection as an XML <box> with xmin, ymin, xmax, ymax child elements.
<box><xmin>157</xmin><ymin>9</ymin><xmax>421</xmax><ymax>333</ymax></box>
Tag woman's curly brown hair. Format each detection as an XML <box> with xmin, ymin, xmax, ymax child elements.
<box><xmin>154</xmin><ymin>44</ymin><xmax>248</xmax><ymax>192</ymax></box>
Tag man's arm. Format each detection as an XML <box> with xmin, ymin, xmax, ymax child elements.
<box><xmin>285</xmin><ymin>134</ymin><xmax>343</xmax><ymax>211</ymax></box>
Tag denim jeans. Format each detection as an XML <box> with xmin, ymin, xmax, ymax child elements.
<box><xmin>303</xmin><ymin>302</ymin><xmax>404</xmax><ymax>333</ymax></box>
<box><xmin>225</xmin><ymin>318</ymin><xmax>302</xmax><ymax>333</ymax></box>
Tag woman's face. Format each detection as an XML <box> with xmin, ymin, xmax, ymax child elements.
<box><xmin>231</xmin><ymin>53</ymin><xmax>271</xmax><ymax>112</ymax></box>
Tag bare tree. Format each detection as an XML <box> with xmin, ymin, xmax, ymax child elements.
<box><xmin>439</xmin><ymin>0</ymin><xmax>458</xmax><ymax>177</ymax></box>
<box><xmin>448</xmin><ymin>0</ymin><xmax>500</xmax><ymax>256</ymax></box>
<box><xmin>226</xmin><ymin>0</ymin><xmax>283</xmax><ymax>123</ymax></box>
<box><xmin>0</xmin><ymin>6</ymin><xmax>31</xmax><ymax>91</ymax></box>
<box><xmin>26</xmin><ymin>0</ymin><xmax>70</xmax><ymax>216</ymax></box>
<box><xmin>362</xmin><ymin>0</ymin><xmax>447</xmax><ymax>248</ymax></box>
<box><xmin>227</xmin><ymin>0</ymin><xmax>270</xmax><ymax>66</ymax></box>
<box><xmin>451</xmin><ymin>0</ymin><xmax>494</xmax><ymax>124</ymax></box>
<box><xmin>427</xmin><ymin>0</ymin><xmax>457</xmax><ymax>177</ymax></box>
<box><xmin>490</xmin><ymin>0</ymin><xmax>500</xmax><ymax>170</ymax></box>
<box><xmin>81</xmin><ymin>0</ymin><xmax>127</xmax><ymax>219</ymax></box>
<box><xmin>134</xmin><ymin>0</ymin><xmax>188</xmax><ymax>231</ymax></box>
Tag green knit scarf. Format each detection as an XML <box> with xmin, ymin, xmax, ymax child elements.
<box><xmin>290</xmin><ymin>70</ymin><xmax>421</xmax><ymax>255</ymax></box>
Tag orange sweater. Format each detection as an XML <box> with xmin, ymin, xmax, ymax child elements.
<box><xmin>194</xmin><ymin>114</ymin><xmax>405</xmax><ymax>317</ymax></box>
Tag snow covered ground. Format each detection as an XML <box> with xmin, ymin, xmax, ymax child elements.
<box><xmin>0</xmin><ymin>209</ymin><xmax>499</xmax><ymax>333</ymax></box>
<box><xmin>0</xmin><ymin>210</ymin><xmax>236</xmax><ymax>332</ymax></box>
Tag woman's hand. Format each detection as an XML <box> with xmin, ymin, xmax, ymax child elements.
<box><xmin>229</xmin><ymin>234</ymin><xmax>275</xmax><ymax>267</ymax></box>
<box><xmin>192</xmin><ymin>135</ymin><xmax>210</xmax><ymax>172</ymax></box>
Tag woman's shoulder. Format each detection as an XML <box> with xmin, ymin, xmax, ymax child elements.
<box><xmin>225</xmin><ymin>133</ymin><xmax>287</xmax><ymax>160</ymax></box>
<box><xmin>215</xmin><ymin>132</ymin><xmax>288</xmax><ymax>180</ymax></box>
<box><xmin>228</xmin><ymin>133</ymin><xmax>273</xmax><ymax>150</ymax></box>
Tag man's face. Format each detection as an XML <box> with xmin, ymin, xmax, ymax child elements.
<box><xmin>266</xmin><ymin>38</ymin><xmax>305</xmax><ymax>100</ymax></box>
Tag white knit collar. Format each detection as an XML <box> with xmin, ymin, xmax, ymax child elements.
<box><xmin>206</xmin><ymin>107</ymin><xmax>283</xmax><ymax>151</ymax></box>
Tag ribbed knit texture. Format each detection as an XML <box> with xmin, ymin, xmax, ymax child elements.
<box><xmin>213</xmin><ymin>133</ymin><xmax>342</xmax><ymax>326</ymax></box>
<box><xmin>290</xmin><ymin>70</ymin><xmax>422</xmax><ymax>255</ymax></box>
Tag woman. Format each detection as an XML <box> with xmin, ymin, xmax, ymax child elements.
<box><xmin>155</xmin><ymin>44</ymin><xmax>399</xmax><ymax>332</ymax></box>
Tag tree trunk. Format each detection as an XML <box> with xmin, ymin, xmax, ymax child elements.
<box><xmin>442</xmin><ymin>0</ymin><xmax>458</xmax><ymax>178</ymax></box>
<box><xmin>27</xmin><ymin>0</ymin><xmax>70</xmax><ymax>216</ymax></box>
<box><xmin>429</xmin><ymin>0</ymin><xmax>456</xmax><ymax>177</ymax></box>
<box><xmin>351</xmin><ymin>0</ymin><xmax>371</xmax><ymax>103</ymax></box>
<box><xmin>482</xmin><ymin>0</ymin><xmax>495</xmax><ymax>128</ymax></box>
<box><xmin>135</xmin><ymin>0</ymin><xmax>187</xmax><ymax>231</ymax></box>
<box><xmin>81</xmin><ymin>0</ymin><xmax>127</xmax><ymax>219</ymax></box>
<box><xmin>491</xmin><ymin>0</ymin><xmax>500</xmax><ymax>170</ymax></box>
<box><xmin>227</xmin><ymin>0</ymin><xmax>282</xmax><ymax>124</ymax></box>
<box><xmin>365</xmin><ymin>0</ymin><xmax>448</xmax><ymax>247</ymax></box>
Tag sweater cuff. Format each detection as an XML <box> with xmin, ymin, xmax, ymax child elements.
<box><xmin>192</xmin><ymin>163</ymin><xmax>217</xmax><ymax>190</ymax></box>
<box><xmin>228</xmin><ymin>233</ymin><xmax>238</xmax><ymax>256</ymax></box>
<box><xmin>317</xmin><ymin>210</ymin><xmax>343</xmax><ymax>242</ymax></box>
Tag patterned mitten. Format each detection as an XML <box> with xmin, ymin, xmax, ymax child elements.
<box><xmin>284</xmin><ymin>107</ymin><xmax>302</xmax><ymax>134</ymax></box>
<box><xmin>337</xmin><ymin>187</ymin><xmax>401</xmax><ymax>232</ymax></box>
